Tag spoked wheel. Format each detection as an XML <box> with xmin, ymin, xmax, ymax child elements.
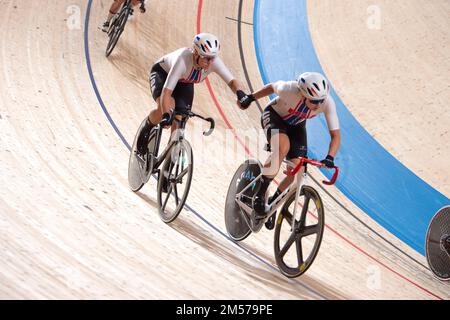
<box><xmin>224</xmin><ymin>160</ymin><xmax>261</xmax><ymax>241</ymax></box>
<box><xmin>105</xmin><ymin>7</ymin><xmax>130</xmax><ymax>57</ymax></box>
<box><xmin>274</xmin><ymin>185</ymin><xmax>324</xmax><ymax>278</ymax></box>
<box><xmin>426</xmin><ymin>206</ymin><xmax>450</xmax><ymax>282</ymax></box>
<box><xmin>157</xmin><ymin>140</ymin><xmax>193</xmax><ymax>223</ymax></box>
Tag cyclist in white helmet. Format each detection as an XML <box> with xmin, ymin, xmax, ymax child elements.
<box><xmin>237</xmin><ymin>72</ymin><xmax>341</xmax><ymax>229</ymax></box>
<box><xmin>136</xmin><ymin>33</ymin><xmax>249</xmax><ymax>156</ymax></box>
<box><xmin>101</xmin><ymin>0</ymin><xmax>146</xmax><ymax>32</ymax></box>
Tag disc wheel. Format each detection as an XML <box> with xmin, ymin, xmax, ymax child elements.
<box><xmin>224</xmin><ymin>160</ymin><xmax>261</xmax><ymax>241</ymax></box>
<box><xmin>426</xmin><ymin>206</ymin><xmax>450</xmax><ymax>281</ymax></box>
<box><xmin>128</xmin><ymin>118</ymin><xmax>149</xmax><ymax>192</ymax></box>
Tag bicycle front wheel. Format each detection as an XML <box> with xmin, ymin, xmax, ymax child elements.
<box><xmin>105</xmin><ymin>8</ymin><xmax>130</xmax><ymax>57</ymax></box>
<box><xmin>274</xmin><ymin>185</ymin><xmax>324</xmax><ymax>278</ymax></box>
<box><xmin>157</xmin><ymin>140</ymin><xmax>193</xmax><ymax>223</ymax></box>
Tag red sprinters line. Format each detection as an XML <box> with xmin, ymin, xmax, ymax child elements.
<box><xmin>196</xmin><ymin>0</ymin><xmax>442</xmax><ymax>300</ymax></box>
<box><xmin>302</xmin><ymin>206</ymin><xmax>442</xmax><ymax>299</ymax></box>
<box><xmin>197</xmin><ymin>0</ymin><xmax>251</xmax><ymax>155</ymax></box>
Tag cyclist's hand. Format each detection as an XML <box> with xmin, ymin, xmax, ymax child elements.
<box><xmin>320</xmin><ymin>155</ymin><xmax>335</xmax><ymax>168</ymax></box>
<box><xmin>236</xmin><ymin>90</ymin><xmax>255</xmax><ymax>110</ymax></box>
<box><xmin>160</xmin><ymin>112</ymin><xmax>173</xmax><ymax>128</ymax></box>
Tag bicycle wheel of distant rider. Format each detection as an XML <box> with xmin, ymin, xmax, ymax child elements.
<box><xmin>224</xmin><ymin>160</ymin><xmax>261</xmax><ymax>241</ymax></box>
<box><xmin>128</xmin><ymin>118</ymin><xmax>151</xmax><ymax>192</ymax></box>
<box><xmin>426</xmin><ymin>206</ymin><xmax>450</xmax><ymax>282</ymax></box>
<box><xmin>274</xmin><ymin>185</ymin><xmax>324</xmax><ymax>278</ymax></box>
<box><xmin>105</xmin><ymin>7</ymin><xmax>130</xmax><ymax>57</ymax></box>
<box><xmin>157</xmin><ymin>140</ymin><xmax>193</xmax><ymax>223</ymax></box>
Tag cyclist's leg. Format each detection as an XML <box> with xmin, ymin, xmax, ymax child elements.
<box><xmin>148</xmin><ymin>63</ymin><xmax>169</xmax><ymax>124</ymax></box>
<box><xmin>136</xmin><ymin>63</ymin><xmax>167</xmax><ymax>154</ymax></box>
<box><xmin>106</xmin><ymin>0</ymin><xmax>125</xmax><ymax>22</ymax></box>
<box><xmin>148</xmin><ymin>95</ymin><xmax>167</xmax><ymax>126</ymax></box>
<box><xmin>170</xmin><ymin>82</ymin><xmax>194</xmax><ymax>135</ymax></box>
<box><xmin>260</xmin><ymin>106</ymin><xmax>290</xmax><ymax>178</ymax></box>
<box><xmin>102</xmin><ymin>0</ymin><xmax>124</xmax><ymax>31</ymax></box>
<box><xmin>265</xmin><ymin>123</ymin><xmax>306</xmax><ymax>228</ymax></box>
<box><xmin>254</xmin><ymin>106</ymin><xmax>290</xmax><ymax>214</ymax></box>
<box><xmin>277</xmin><ymin>121</ymin><xmax>308</xmax><ymax>192</ymax></box>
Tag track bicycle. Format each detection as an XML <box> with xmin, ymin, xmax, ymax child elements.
<box><xmin>225</xmin><ymin>157</ymin><xmax>338</xmax><ymax>278</ymax></box>
<box><xmin>128</xmin><ymin>110</ymin><xmax>215</xmax><ymax>223</ymax></box>
<box><xmin>105</xmin><ymin>0</ymin><xmax>146</xmax><ymax>57</ymax></box>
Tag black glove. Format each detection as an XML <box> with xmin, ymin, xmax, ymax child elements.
<box><xmin>320</xmin><ymin>155</ymin><xmax>335</xmax><ymax>168</ymax></box>
<box><xmin>160</xmin><ymin>112</ymin><xmax>173</xmax><ymax>127</ymax></box>
<box><xmin>236</xmin><ymin>90</ymin><xmax>255</xmax><ymax>110</ymax></box>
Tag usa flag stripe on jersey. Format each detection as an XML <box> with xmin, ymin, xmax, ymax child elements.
<box><xmin>181</xmin><ymin>67</ymin><xmax>202</xmax><ymax>83</ymax></box>
<box><xmin>282</xmin><ymin>98</ymin><xmax>311</xmax><ymax>124</ymax></box>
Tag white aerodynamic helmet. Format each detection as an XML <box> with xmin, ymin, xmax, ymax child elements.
<box><xmin>297</xmin><ymin>72</ymin><xmax>330</xmax><ymax>101</ymax></box>
<box><xmin>193</xmin><ymin>33</ymin><xmax>221</xmax><ymax>58</ymax></box>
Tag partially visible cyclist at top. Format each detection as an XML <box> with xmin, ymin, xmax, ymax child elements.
<box><xmin>136</xmin><ymin>32</ymin><xmax>250</xmax><ymax>156</ymax></box>
<box><xmin>102</xmin><ymin>0</ymin><xmax>146</xmax><ymax>32</ymax></box>
<box><xmin>237</xmin><ymin>72</ymin><xmax>341</xmax><ymax>223</ymax></box>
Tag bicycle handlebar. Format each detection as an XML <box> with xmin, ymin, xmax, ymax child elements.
<box><xmin>160</xmin><ymin>111</ymin><xmax>215</xmax><ymax>136</ymax></box>
<box><xmin>189</xmin><ymin>112</ymin><xmax>215</xmax><ymax>136</ymax></box>
<box><xmin>201</xmin><ymin>117</ymin><xmax>215</xmax><ymax>136</ymax></box>
<box><xmin>285</xmin><ymin>157</ymin><xmax>339</xmax><ymax>185</ymax></box>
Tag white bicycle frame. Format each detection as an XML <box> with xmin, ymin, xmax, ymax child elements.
<box><xmin>235</xmin><ymin>159</ymin><xmax>309</xmax><ymax>231</ymax></box>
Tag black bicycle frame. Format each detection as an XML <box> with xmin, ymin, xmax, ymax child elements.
<box><xmin>149</xmin><ymin>115</ymin><xmax>189</xmax><ymax>174</ymax></box>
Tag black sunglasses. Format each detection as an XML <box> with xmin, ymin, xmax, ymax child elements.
<box><xmin>309</xmin><ymin>99</ymin><xmax>324</xmax><ymax>105</ymax></box>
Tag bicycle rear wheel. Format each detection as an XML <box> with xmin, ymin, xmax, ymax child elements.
<box><xmin>274</xmin><ymin>185</ymin><xmax>324</xmax><ymax>278</ymax></box>
<box><xmin>157</xmin><ymin>140</ymin><xmax>193</xmax><ymax>223</ymax></box>
<box><xmin>128</xmin><ymin>119</ymin><xmax>159</xmax><ymax>191</ymax></box>
<box><xmin>105</xmin><ymin>7</ymin><xmax>130</xmax><ymax>57</ymax></box>
<box><xmin>224</xmin><ymin>160</ymin><xmax>261</xmax><ymax>241</ymax></box>
<box><xmin>128</xmin><ymin>119</ymin><xmax>148</xmax><ymax>191</ymax></box>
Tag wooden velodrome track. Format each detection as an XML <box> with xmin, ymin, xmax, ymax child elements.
<box><xmin>0</xmin><ymin>0</ymin><xmax>448</xmax><ymax>299</ymax></box>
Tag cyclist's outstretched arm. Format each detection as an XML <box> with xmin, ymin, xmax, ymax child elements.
<box><xmin>327</xmin><ymin>129</ymin><xmax>340</xmax><ymax>158</ymax></box>
<box><xmin>210</xmin><ymin>58</ymin><xmax>251</xmax><ymax>107</ymax></box>
<box><xmin>236</xmin><ymin>83</ymin><xmax>274</xmax><ymax>109</ymax></box>
<box><xmin>322</xmin><ymin>97</ymin><xmax>341</xmax><ymax>163</ymax></box>
<box><xmin>252</xmin><ymin>83</ymin><xmax>274</xmax><ymax>100</ymax></box>
<box><xmin>227</xmin><ymin>79</ymin><xmax>243</xmax><ymax>94</ymax></box>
